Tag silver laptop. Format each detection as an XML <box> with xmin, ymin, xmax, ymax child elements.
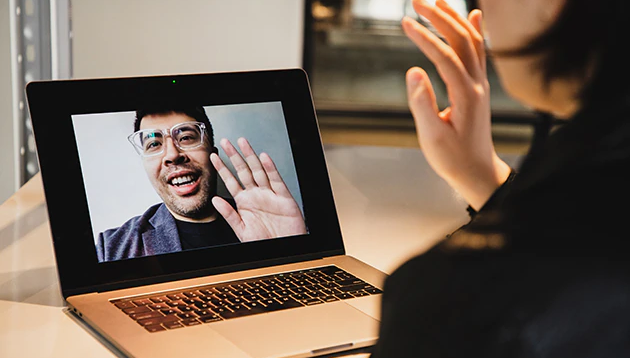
<box><xmin>25</xmin><ymin>68</ymin><xmax>386</xmax><ymax>358</ymax></box>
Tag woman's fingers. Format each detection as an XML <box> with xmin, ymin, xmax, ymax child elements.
<box><xmin>406</xmin><ymin>67</ymin><xmax>452</xmax><ymax>137</ymax></box>
<box><xmin>434</xmin><ymin>0</ymin><xmax>486</xmax><ymax>75</ymax></box>
<box><xmin>413</xmin><ymin>0</ymin><xmax>482</xmax><ymax>80</ymax></box>
<box><xmin>467</xmin><ymin>8</ymin><xmax>486</xmax><ymax>74</ymax></box>
<box><xmin>401</xmin><ymin>16</ymin><xmax>473</xmax><ymax>107</ymax></box>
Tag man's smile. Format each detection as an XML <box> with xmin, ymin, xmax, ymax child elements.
<box><xmin>166</xmin><ymin>170</ymin><xmax>201</xmax><ymax>196</ymax></box>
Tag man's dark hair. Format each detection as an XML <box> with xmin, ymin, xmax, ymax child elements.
<box><xmin>471</xmin><ymin>0</ymin><xmax>630</xmax><ymax>108</ymax></box>
<box><xmin>134</xmin><ymin>106</ymin><xmax>214</xmax><ymax>146</ymax></box>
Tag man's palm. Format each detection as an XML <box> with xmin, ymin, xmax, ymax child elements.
<box><xmin>210</xmin><ymin>138</ymin><xmax>307</xmax><ymax>242</ymax></box>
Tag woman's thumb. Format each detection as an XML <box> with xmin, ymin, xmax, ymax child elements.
<box><xmin>406</xmin><ymin>67</ymin><xmax>441</xmax><ymax>132</ymax></box>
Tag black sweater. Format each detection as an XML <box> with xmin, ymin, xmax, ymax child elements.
<box><xmin>370</xmin><ymin>96</ymin><xmax>630</xmax><ymax>358</ymax></box>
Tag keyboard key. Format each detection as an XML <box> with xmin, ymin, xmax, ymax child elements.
<box><xmin>335</xmin><ymin>293</ymin><xmax>354</xmax><ymax>300</ymax></box>
<box><xmin>211</xmin><ymin>306</ymin><xmax>230</xmax><ymax>315</ymax></box>
<box><xmin>199</xmin><ymin>288</ymin><xmax>219</xmax><ymax>296</ymax></box>
<box><xmin>160</xmin><ymin>308</ymin><xmax>181</xmax><ymax>315</ymax></box>
<box><xmin>230</xmin><ymin>283</ymin><xmax>250</xmax><ymax>291</ymax></box>
<box><xmin>198</xmin><ymin>314</ymin><xmax>222</xmax><ymax>323</ymax></box>
<box><xmin>350</xmin><ymin>291</ymin><xmax>370</xmax><ymax>297</ymax></box>
<box><xmin>320</xmin><ymin>281</ymin><xmax>340</xmax><ymax>289</ymax></box>
<box><xmin>194</xmin><ymin>309</ymin><xmax>214</xmax><ymax>317</ymax></box>
<box><xmin>275</xmin><ymin>296</ymin><xmax>303</xmax><ymax>308</ymax></box>
<box><xmin>214</xmin><ymin>286</ymin><xmax>233</xmax><ymax>294</ymax></box>
<box><xmin>132</xmin><ymin>298</ymin><xmax>153</xmax><ymax>306</ymax></box>
<box><xmin>114</xmin><ymin>301</ymin><xmax>136</xmax><ymax>309</ymax></box>
<box><xmin>335</xmin><ymin>284</ymin><xmax>372</xmax><ymax>293</ymax></box>
<box><xmin>137</xmin><ymin>314</ymin><xmax>179</xmax><ymax>326</ymax></box>
<box><xmin>177</xmin><ymin>312</ymin><xmax>197</xmax><ymax>320</ymax></box>
<box><xmin>148</xmin><ymin>303</ymin><xmax>170</xmax><ymax>310</ymax></box>
<box><xmin>272</xmin><ymin>290</ymin><xmax>292</xmax><ymax>298</ymax></box>
<box><xmin>149</xmin><ymin>296</ymin><xmax>169</xmax><ymax>303</ymax></box>
<box><xmin>245</xmin><ymin>301</ymin><xmax>265</xmax><ymax>310</ymax></box>
<box><xmin>167</xmin><ymin>300</ymin><xmax>187</xmax><ymax>308</ymax></box>
<box><xmin>226</xmin><ymin>297</ymin><xmax>246</xmax><ymax>305</ymax></box>
<box><xmin>336</xmin><ymin>279</ymin><xmax>365</xmax><ymax>287</ymax></box>
<box><xmin>164</xmin><ymin>321</ymin><xmax>184</xmax><ymax>330</ymax></box>
<box><xmin>193</xmin><ymin>302</ymin><xmax>213</xmax><ymax>310</ymax></box>
<box><xmin>122</xmin><ymin>306</ymin><xmax>151</xmax><ymax>315</ymax></box>
<box><xmin>167</xmin><ymin>293</ymin><xmax>186</xmax><ymax>301</ymax></box>
<box><xmin>226</xmin><ymin>304</ymin><xmax>248</xmax><ymax>313</ymax></box>
<box><xmin>292</xmin><ymin>294</ymin><xmax>312</xmax><ymax>301</ymax></box>
<box><xmin>182</xmin><ymin>291</ymin><xmax>201</xmax><ymax>298</ymax></box>
<box><xmin>308</xmin><ymin>291</ymin><xmax>328</xmax><ymax>298</ymax></box>
<box><xmin>130</xmin><ymin>311</ymin><xmax>163</xmax><ymax>321</ymax></box>
<box><xmin>247</xmin><ymin>281</ymin><xmax>268</xmax><ymax>289</ymax></box>
<box><xmin>182</xmin><ymin>318</ymin><xmax>202</xmax><ymax>326</ymax></box>
<box><xmin>243</xmin><ymin>294</ymin><xmax>261</xmax><ymax>302</ymax></box>
<box><xmin>322</xmin><ymin>296</ymin><xmax>340</xmax><ymax>303</ymax></box>
<box><xmin>144</xmin><ymin>324</ymin><xmax>166</xmax><ymax>333</ymax></box>
<box><xmin>300</xmin><ymin>298</ymin><xmax>324</xmax><ymax>306</ymax></box>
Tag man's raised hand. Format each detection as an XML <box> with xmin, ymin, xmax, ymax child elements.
<box><xmin>210</xmin><ymin>137</ymin><xmax>307</xmax><ymax>242</ymax></box>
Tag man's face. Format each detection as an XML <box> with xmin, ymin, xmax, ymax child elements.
<box><xmin>139</xmin><ymin>113</ymin><xmax>217</xmax><ymax>221</ymax></box>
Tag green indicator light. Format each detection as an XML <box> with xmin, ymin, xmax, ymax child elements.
<box><xmin>172</xmin><ymin>80</ymin><xmax>176</xmax><ymax>84</ymax></box>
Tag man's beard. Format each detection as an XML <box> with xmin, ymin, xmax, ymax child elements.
<box><xmin>161</xmin><ymin>174</ymin><xmax>217</xmax><ymax>220</ymax></box>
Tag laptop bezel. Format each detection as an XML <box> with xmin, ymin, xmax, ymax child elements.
<box><xmin>25</xmin><ymin>68</ymin><xmax>346</xmax><ymax>299</ymax></box>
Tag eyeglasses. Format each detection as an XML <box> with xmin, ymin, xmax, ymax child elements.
<box><xmin>128</xmin><ymin>122</ymin><xmax>206</xmax><ymax>157</ymax></box>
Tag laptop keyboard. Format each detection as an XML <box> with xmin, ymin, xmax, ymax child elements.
<box><xmin>110</xmin><ymin>265</ymin><xmax>382</xmax><ymax>332</ymax></box>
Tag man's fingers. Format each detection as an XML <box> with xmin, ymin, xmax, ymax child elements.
<box><xmin>212</xmin><ymin>196</ymin><xmax>244</xmax><ymax>239</ymax></box>
<box><xmin>237</xmin><ymin>137</ymin><xmax>271</xmax><ymax>189</ymax></box>
<box><xmin>401</xmin><ymin>16</ymin><xmax>473</xmax><ymax>104</ymax></box>
<box><xmin>259</xmin><ymin>152</ymin><xmax>292</xmax><ymax>198</ymax></box>
<box><xmin>210</xmin><ymin>153</ymin><xmax>242</xmax><ymax>197</ymax></box>
<box><xmin>413</xmin><ymin>0</ymin><xmax>482</xmax><ymax>80</ymax></box>
<box><xmin>220</xmin><ymin>138</ymin><xmax>256</xmax><ymax>189</ymax></box>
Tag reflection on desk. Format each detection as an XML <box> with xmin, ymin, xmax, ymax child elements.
<box><xmin>0</xmin><ymin>144</ymin><xmax>522</xmax><ymax>357</ymax></box>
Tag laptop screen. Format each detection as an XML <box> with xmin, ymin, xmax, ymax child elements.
<box><xmin>71</xmin><ymin>101</ymin><xmax>308</xmax><ymax>263</ymax></box>
<box><xmin>27</xmin><ymin>69</ymin><xmax>345</xmax><ymax>297</ymax></box>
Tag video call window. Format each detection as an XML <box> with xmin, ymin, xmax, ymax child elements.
<box><xmin>71</xmin><ymin>101</ymin><xmax>307</xmax><ymax>263</ymax></box>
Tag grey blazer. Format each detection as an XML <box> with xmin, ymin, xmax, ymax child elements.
<box><xmin>96</xmin><ymin>203</ymin><xmax>183</xmax><ymax>262</ymax></box>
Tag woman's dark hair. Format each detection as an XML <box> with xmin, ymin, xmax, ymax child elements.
<box><xmin>134</xmin><ymin>106</ymin><xmax>214</xmax><ymax>146</ymax></box>
<box><xmin>469</xmin><ymin>0</ymin><xmax>630</xmax><ymax>107</ymax></box>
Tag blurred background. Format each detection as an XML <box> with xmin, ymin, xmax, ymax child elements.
<box><xmin>0</xmin><ymin>0</ymin><xmax>538</xmax><ymax>205</ymax></box>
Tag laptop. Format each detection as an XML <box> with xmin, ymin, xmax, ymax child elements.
<box><xmin>25</xmin><ymin>68</ymin><xmax>387</xmax><ymax>358</ymax></box>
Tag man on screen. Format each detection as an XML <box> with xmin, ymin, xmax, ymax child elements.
<box><xmin>95</xmin><ymin>106</ymin><xmax>307</xmax><ymax>262</ymax></box>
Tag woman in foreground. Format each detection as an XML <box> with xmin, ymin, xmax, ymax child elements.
<box><xmin>371</xmin><ymin>0</ymin><xmax>630</xmax><ymax>356</ymax></box>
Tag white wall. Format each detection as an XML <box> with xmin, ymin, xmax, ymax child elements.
<box><xmin>0</xmin><ymin>0</ymin><xmax>17</xmax><ymax>205</ymax></box>
<box><xmin>70</xmin><ymin>0</ymin><xmax>305</xmax><ymax>78</ymax></box>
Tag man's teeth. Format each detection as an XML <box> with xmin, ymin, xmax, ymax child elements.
<box><xmin>171</xmin><ymin>175</ymin><xmax>195</xmax><ymax>186</ymax></box>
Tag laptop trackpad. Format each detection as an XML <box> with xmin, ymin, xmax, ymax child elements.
<box><xmin>211</xmin><ymin>302</ymin><xmax>379</xmax><ymax>358</ymax></box>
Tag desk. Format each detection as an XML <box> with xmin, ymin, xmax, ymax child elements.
<box><xmin>0</xmin><ymin>144</ymin><xmax>521</xmax><ymax>357</ymax></box>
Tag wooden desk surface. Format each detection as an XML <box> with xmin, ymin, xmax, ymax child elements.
<box><xmin>0</xmin><ymin>144</ymin><xmax>521</xmax><ymax>357</ymax></box>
